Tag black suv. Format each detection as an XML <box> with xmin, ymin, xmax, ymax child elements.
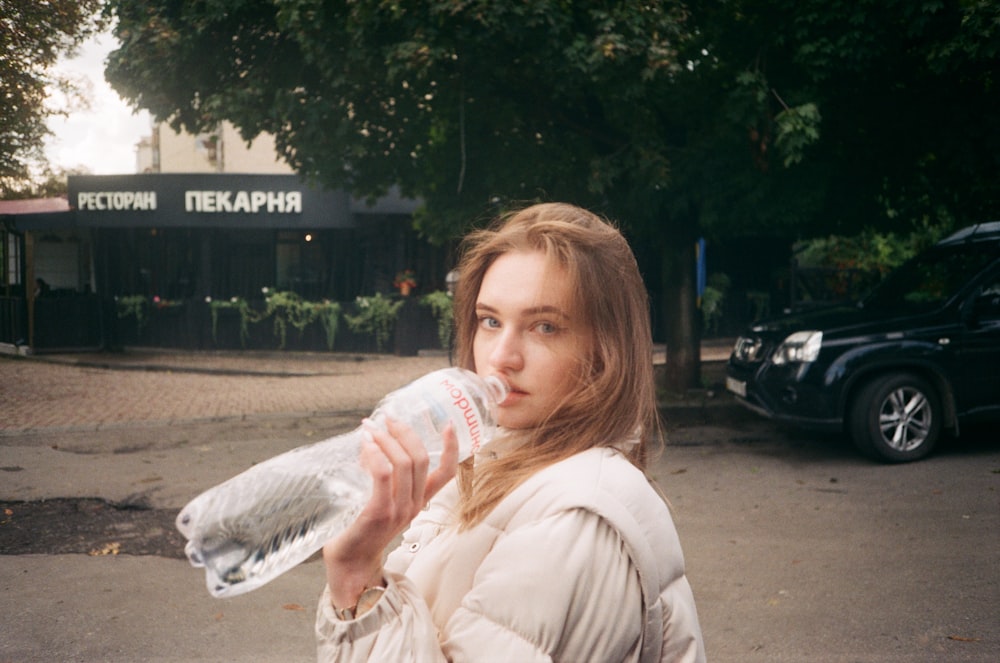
<box><xmin>726</xmin><ymin>222</ymin><xmax>1000</xmax><ymax>462</ymax></box>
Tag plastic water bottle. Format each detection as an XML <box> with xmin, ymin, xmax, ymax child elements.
<box><xmin>176</xmin><ymin>367</ymin><xmax>508</xmax><ymax>598</ymax></box>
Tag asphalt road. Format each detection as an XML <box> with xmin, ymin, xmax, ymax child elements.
<box><xmin>1</xmin><ymin>351</ymin><xmax>998</xmax><ymax>662</ymax></box>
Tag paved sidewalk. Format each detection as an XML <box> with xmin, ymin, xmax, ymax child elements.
<box><xmin>0</xmin><ymin>340</ymin><xmax>747</xmax><ymax>663</ymax></box>
<box><xmin>3</xmin><ymin>342</ymin><xmax>998</xmax><ymax>663</ymax></box>
<box><xmin>1</xmin><ymin>350</ymin><xmax>453</xmax><ymax>433</ymax></box>
<box><xmin>1</xmin><ymin>340</ymin><xmax>737</xmax><ymax>434</ymax></box>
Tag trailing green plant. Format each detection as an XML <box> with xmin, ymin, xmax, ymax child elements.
<box><xmin>420</xmin><ymin>290</ymin><xmax>454</xmax><ymax>350</ymax></box>
<box><xmin>344</xmin><ymin>292</ymin><xmax>404</xmax><ymax>352</ymax></box>
<box><xmin>116</xmin><ymin>295</ymin><xmax>148</xmax><ymax>335</ymax></box>
<box><xmin>209</xmin><ymin>296</ymin><xmax>252</xmax><ymax>347</ymax></box>
<box><xmin>316</xmin><ymin>300</ymin><xmax>342</xmax><ymax>351</ymax></box>
<box><xmin>208</xmin><ymin>291</ymin><xmax>341</xmax><ymax>350</ymax></box>
<box><xmin>250</xmin><ymin>289</ymin><xmax>312</xmax><ymax>349</ymax></box>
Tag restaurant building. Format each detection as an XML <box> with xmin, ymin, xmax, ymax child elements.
<box><xmin>1</xmin><ymin>172</ymin><xmax>449</xmax><ymax>354</ymax></box>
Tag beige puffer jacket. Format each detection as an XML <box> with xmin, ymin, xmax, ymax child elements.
<box><xmin>316</xmin><ymin>446</ymin><xmax>705</xmax><ymax>662</ymax></box>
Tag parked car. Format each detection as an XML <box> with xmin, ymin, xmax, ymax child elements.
<box><xmin>726</xmin><ymin>222</ymin><xmax>1000</xmax><ymax>462</ymax></box>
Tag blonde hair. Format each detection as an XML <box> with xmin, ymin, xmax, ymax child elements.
<box><xmin>452</xmin><ymin>203</ymin><xmax>661</xmax><ymax>527</ymax></box>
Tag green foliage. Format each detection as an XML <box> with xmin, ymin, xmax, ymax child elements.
<box><xmin>209</xmin><ymin>296</ymin><xmax>252</xmax><ymax>346</ymax></box>
<box><xmin>256</xmin><ymin>289</ymin><xmax>309</xmax><ymax>350</ymax></box>
<box><xmin>420</xmin><ymin>290</ymin><xmax>454</xmax><ymax>350</ymax></box>
<box><xmin>794</xmin><ymin>220</ymin><xmax>952</xmax><ymax>302</ymax></box>
<box><xmin>773</xmin><ymin>103</ymin><xmax>821</xmax><ymax>168</ymax></box>
<box><xmin>104</xmin><ymin>0</ymin><xmax>692</xmax><ymax>240</ymax></box>
<box><xmin>316</xmin><ymin>301</ymin><xmax>342</xmax><ymax>353</ymax></box>
<box><xmin>103</xmin><ymin>0</ymin><xmax>1000</xmax><ymax>387</ymax></box>
<box><xmin>1</xmin><ymin>166</ymin><xmax>78</xmax><ymax>200</ymax></box>
<box><xmin>1</xmin><ymin>0</ymin><xmax>105</xmax><ymax>184</ymax></box>
<box><xmin>115</xmin><ymin>295</ymin><xmax>148</xmax><ymax>334</ymax></box>
<box><xmin>700</xmin><ymin>273</ymin><xmax>731</xmax><ymax>336</ymax></box>
<box><xmin>796</xmin><ymin>221</ymin><xmax>950</xmax><ymax>276</ymax></box>
<box><xmin>693</xmin><ymin>0</ymin><xmax>1000</xmax><ymax>235</ymax></box>
<box><xmin>210</xmin><ymin>291</ymin><xmax>340</xmax><ymax>350</ymax></box>
<box><xmin>345</xmin><ymin>293</ymin><xmax>404</xmax><ymax>353</ymax></box>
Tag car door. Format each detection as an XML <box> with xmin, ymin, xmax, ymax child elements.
<box><xmin>956</xmin><ymin>266</ymin><xmax>1000</xmax><ymax>417</ymax></box>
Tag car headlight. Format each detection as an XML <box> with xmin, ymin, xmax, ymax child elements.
<box><xmin>771</xmin><ymin>331</ymin><xmax>823</xmax><ymax>365</ymax></box>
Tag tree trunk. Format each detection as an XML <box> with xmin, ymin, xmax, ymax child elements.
<box><xmin>660</xmin><ymin>238</ymin><xmax>701</xmax><ymax>392</ymax></box>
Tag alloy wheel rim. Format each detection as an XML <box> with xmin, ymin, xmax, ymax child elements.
<box><xmin>878</xmin><ymin>387</ymin><xmax>932</xmax><ymax>452</ymax></box>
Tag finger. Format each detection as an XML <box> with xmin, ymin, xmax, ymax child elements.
<box><xmin>358</xmin><ymin>430</ymin><xmax>392</xmax><ymax>478</ymax></box>
<box><xmin>362</xmin><ymin>418</ymin><xmax>415</xmax><ymax>514</ymax></box>
<box><xmin>425</xmin><ymin>422</ymin><xmax>459</xmax><ymax>497</ymax></box>
<box><xmin>384</xmin><ymin>417</ymin><xmax>430</xmax><ymax>505</ymax></box>
<box><xmin>352</xmin><ymin>437</ymin><xmax>397</xmax><ymax>533</ymax></box>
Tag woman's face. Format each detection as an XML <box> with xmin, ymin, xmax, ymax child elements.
<box><xmin>473</xmin><ymin>249</ymin><xmax>592</xmax><ymax>429</ymax></box>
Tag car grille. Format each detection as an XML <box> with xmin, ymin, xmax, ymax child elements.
<box><xmin>733</xmin><ymin>335</ymin><xmax>764</xmax><ymax>362</ymax></box>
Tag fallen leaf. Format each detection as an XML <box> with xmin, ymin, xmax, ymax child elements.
<box><xmin>947</xmin><ymin>635</ymin><xmax>980</xmax><ymax>642</ymax></box>
<box><xmin>88</xmin><ymin>542</ymin><xmax>122</xmax><ymax>556</ymax></box>
<box><xmin>283</xmin><ymin>603</ymin><xmax>306</xmax><ymax>611</ymax></box>
<box><xmin>214</xmin><ymin>612</ymin><xmax>225</xmax><ymax>621</ymax></box>
<box><xmin>671</xmin><ymin>468</ymin><xmax>688</xmax><ymax>475</ymax></box>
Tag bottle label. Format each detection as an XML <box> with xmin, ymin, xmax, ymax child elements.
<box><xmin>439</xmin><ymin>375</ymin><xmax>485</xmax><ymax>453</ymax></box>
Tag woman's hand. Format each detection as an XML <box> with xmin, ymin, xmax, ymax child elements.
<box><xmin>322</xmin><ymin>416</ymin><xmax>459</xmax><ymax>610</ymax></box>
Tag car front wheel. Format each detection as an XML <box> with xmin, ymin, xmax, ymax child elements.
<box><xmin>849</xmin><ymin>373</ymin><xmax>942</xmax><ymax>462</ymax></box>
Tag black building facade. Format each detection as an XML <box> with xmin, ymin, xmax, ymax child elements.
<box><xmin>2</xmin><ymin>174</ymin><xmax>450</xmax><ymax>354</ymax></box>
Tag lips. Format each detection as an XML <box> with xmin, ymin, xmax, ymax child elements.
<box><xmin>498</xmin><ymin>380</ymin><xmax>526</xmax><ymax>406</ymax></box>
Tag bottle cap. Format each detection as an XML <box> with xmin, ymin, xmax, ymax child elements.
<box><xmin>484</xmin><ymin>375</ymin><xmax>510</xmax><ymax>404</ymax></box>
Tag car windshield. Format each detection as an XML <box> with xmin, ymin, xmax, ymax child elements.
<box><xmin>861</xmin><ymin>243</ymin><xmax>997</xmax><ymax>312</ymax></box>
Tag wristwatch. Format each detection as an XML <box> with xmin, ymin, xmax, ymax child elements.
<box><xmin>333</xmin><ymin>585</ymin><xmax>386</xmax><ymax>621</ymax></box>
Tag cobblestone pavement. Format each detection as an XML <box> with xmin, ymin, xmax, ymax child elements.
<box><xmin>1</xmin><ymin>341</ymin><xmax>736</xmax><ymax>433</ymax></box>
<box><xmin>0</xmin><ymin>351</ymin><xmax>451</xmax><ymax>433</ymax></box>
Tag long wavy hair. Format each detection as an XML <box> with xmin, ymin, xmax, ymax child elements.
<box><xmin>452</xmin><ymin>203</ymin><xmax>661</xmax><ymax>528</ymax></box>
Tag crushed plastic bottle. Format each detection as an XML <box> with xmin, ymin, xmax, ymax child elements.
<box><xmin>176</xmin><ymin>367</ymin><xmax>508</xmax><ymax>598</ymax></box>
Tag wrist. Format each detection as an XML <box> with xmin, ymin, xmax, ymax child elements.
<box><xmin>331</xmin><ymin>580</ymin><xmax>386</xmax><ymax>621</ymax></box>
<box><xmin>323</xmin><ymin>545</ymin><xmax>385</xmax><ymax>608</ymax></box>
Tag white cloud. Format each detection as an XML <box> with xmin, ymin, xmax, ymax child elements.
<box><xmin>44</xmin><ymin>31</ymin><xmax>151</xmax><ymax>175</ymax></box>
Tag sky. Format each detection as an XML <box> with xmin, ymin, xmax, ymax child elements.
<box><xmin>44</xmin><ymin>31</ymin><xmax>152</xmax><ymax>175</ymax></box>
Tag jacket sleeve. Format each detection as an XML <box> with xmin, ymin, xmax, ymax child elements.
<box><xmin>315</xmin><ymin>508</ymin><xmax>644</xmax><ymax>662</ymax></box>
<box><xmin>441</xmin><ymin>508</ymin><xmax>644</xmax><ymax>662</ymax></box>
<box><xmin>315</xmin><ymin>572</ymin><xmax>447</xmax><ymax>663</ymax></box>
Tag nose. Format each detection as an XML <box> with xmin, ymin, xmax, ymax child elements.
<box><xmin>488</xmin><ymin>328</ymin><xmax>524</xmax><ymax>373</ymax></box>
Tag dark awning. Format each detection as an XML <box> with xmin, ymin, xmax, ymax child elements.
<box><xmin>0</xmin><ymin>198</ymin><xmax>76</xmax><ymax>231</ymax></box>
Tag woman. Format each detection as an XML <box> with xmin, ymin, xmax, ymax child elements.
<box><xmin>317</xmin><ymin>203</ymin><xmax>705</xmax><ymax>662</ymax></box>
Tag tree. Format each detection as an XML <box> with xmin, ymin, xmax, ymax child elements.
<box><xmin>1</xmin><ymin>165</ymin><xmax>82</xmax><ymax>199</ymax></box>
<box><xmin>644</xmin><ymin>0</ymin><xmax>999</xmax><ymax>385</ymax></box>
<box><xmin>104</xmin><ymin>0</ymin><xmax>1000</xmax><ymax>389</ymax></box>
<box><xmin>704</xmin><ymin>0</ymin><xmax>998</xmax><ymax>226</ymax></box>
<box><xmin>106</xmin><ymin>0</ymin><xmax>708</xmax><ymax>384</ymax></box>
<box><xmin>0</xmin><ymin>0</ymin><xmax>106</xmax><ymax>193</ymax></box>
